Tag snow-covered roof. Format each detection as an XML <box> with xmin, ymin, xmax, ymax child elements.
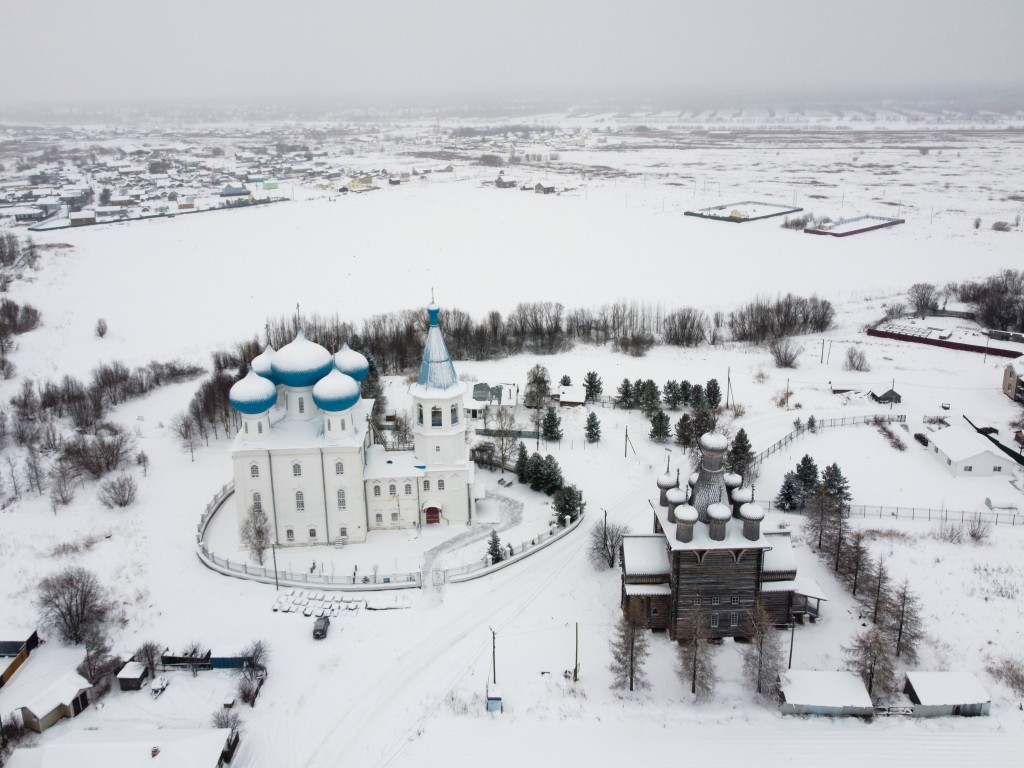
<box><xmin>760</xmin><ymin>576</ymin><xmax>828</xmax><ymax>601</ymax></box>
<box><xmin>250</xmin><ymin>344</ymin><xmax>276</xmax><ymax>381</ymax></box>
<box><xmin>621</xmin><ymin>535</ymin><xmax>670</xmax><ymax>576</ymax></box>
<box><xmin>762</xmin><ymin>531</ymin><xmax>796</xmax><ymax>573</ymax></box>
<box><xmin>6</xmin><ymin>727</ymin><xmax>230</xmax><ymax>768</ymax></box>
<box><xmin>905</xmin><ymin>671</ymin><xmax>989</xmax><ymax>706</ymax></box>
<box><xmin>652</xmin><ymin>502</ymin><xmax>772</xmax><ymax>552</ymax></box>
<box><xmin>1009</xmin><ymin>357</ymin><xmax>1024</xmax><ymax>377</ymax></box>
<box><xmin>699</xmin><ymin>433</ymin><xmax>727</xmax><ymax>452</ymax></box>
<box><xmin>116</xmin><ymin>661</ymin><xmax>146</xmax><ymax>680</ymax></box>
<box><xmin>928</xmin><ymin>425</ymin><xmax>1003</xmax><ymax>464</ymax></box>
<box><xmin>229</xmin><ymin>368</ymin><xmax>278</xmax><ymax>415</ymax></box>
<box><xmin>558</xmin><ymin>384</ymin><xmax>586</xmax><ymax>404</ymax></box>
<box><xmin>624</xmin><ymin>583</ymin><xmax>672</xmax><ymax>596</ymax></box>
<box><xmin>414</xmin><ymin>304</ymin><xmax>461</xmax><ymax>393</ymax></box>
<box><xmin>0</xmin><ymin>646</ymin><xmax>89</xmax><ymax>717</ymax></box>
<box><xmin>271</xmin><ymin>329</ymin><xmax>334</xmax><ymax>388</ymax></box>
<box><xmin>363</xmin><ymin>445</ymin><xmax>427</xmax><ymax>481</ymax></box>
<box><xmin>230</xmin><ymin>398</ymin><xmax>372</xmax><ymax>452</ymax></box>
<box><xmin>334</xmin><ymin>343</ymin><xmax>369</xmax><ymax>382</ymax></box>
<box><xmin>312</xmin><ymin>368</ymin><xmax>360</xmax><ymax>413</ymax></box>
<box><xmin>666</xmin><ymin>486</ymin><xmax>688</xmax><ymax>504</ymax></box>
<box><xmin>781</xmin><ymin>670</ymin><xmax>872</xmax><ymax>708</ymax></box>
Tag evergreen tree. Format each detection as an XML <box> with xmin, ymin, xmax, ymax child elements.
<box><xmin>807</xmin><ymin>414</ymin><xmax>817</xmax><ymax>433</ymax></box>
<box><xmin>487</xmin><ymin>530</ymin><xmax>504</xmax><ymax>564</ymax></box>
<box><xmin>513</xmin><ymin>442</ymin><xmax>529</xmax><ymax>483</ymax></box>
<box><xmin>637</xmin><ymin>380</ymin><xmax>661</xmax><ymax>417</ymax></box>
<box><xmin>706</xmin><ymin>378</ymin><xmax>722</xmax><ymax>410</ymax></box>
<box><xmin>692</xmin><ymin>405</ymin><xmax>716</xmax><ymax>438</ymax></box>
<box><xmin>774</xmin><ymin>472</ymin><xmax>801</xmax><ymax>511</ymax></box>
<box><xmin>615</xmin><ymin>378</ymin><xmax>634</xmax><ymax>409</ymax></box>
<box><xmin>583</xmin><ymin>371</ymin><xmax>603</xmax><ymax>403</ymax></box>
<box><xmin>526</xmin><ymin>452</ymin><xmax>546</xmax><ymax>492</ymax></box>
<box><xmin>542</xmin><ymin>454</ymin><xmax>564</xmax><ymax>495</ymax></box>
<box><xmin>674</xmin><ymin>414</ymin><xmax>695</xmax><ymax>449</ymax></box>
<box><xmin>553</xmin><ymin>484</ymin><xmax>585</xmax><ymax>525</ymax></box>
<box><xmin>844</xmin><ymin>625</ymin><xmax>897</xmax><ymax>703</ymax></box>
<box><xmin>794</xmin><ymin>455</ymin><xmax>819</xmax><ymax>508</ymax></box>
<box><xmin>663</xmin><ymin>380</ymin><xmax>681</xmax><ymax>410</ymax></box>
<box><xmin>690</xmin><ymin>383</ymin><xmax>707</xmax><ymax>410</ymax></box>
<box><xmin>585</xmin><ymin>411</ymin><xmax>601</xmax><ymax>444</ymax></box>
<box><xmin>725</xmin><ymin>428</ymin><xmax>755</xmax><ymax>482</ymax></box>
<box><xmin>559</xmin><ymin>374</ymin><xmax>572</xmax><ymax>386</ymax></box>
<box><xmin>541</xmin><ymin>405</ymin><xmax>563</xmax><ymax>442</ymax></box>
<box><xmin>609</xmin><ymin>608</ymin><xmax>650</xmax><ymax>692</ymax></box>
<box><xmin>649</xmin><ymin>410</ymin><xmax>671</xmax><ymax>443</ymax></box>
<box><xmin>679</xmin><ymin>379</ymin><xmax>693</xmax><ymax>406</ymax></box>
<box><xmin>821</xmin><ymin>462</ymin><xmax>852</xmax><ymax>505</ymax></box>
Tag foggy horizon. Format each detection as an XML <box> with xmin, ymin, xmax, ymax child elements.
<box><xmin>3</xmin><ymin>0</ymin><xmax>1023</xmax><ymax>113</ymax></box>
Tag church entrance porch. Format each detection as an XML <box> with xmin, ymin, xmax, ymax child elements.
<box><xmin>425</xmin><ymin>507</ymin><xmax>441</xmax><ymax>524</ymax></box>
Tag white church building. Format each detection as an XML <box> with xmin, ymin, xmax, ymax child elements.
<box><xmin>228</xmin><ymin>304</ymin><xmax>479</xmax><ymax>546</ymax></box>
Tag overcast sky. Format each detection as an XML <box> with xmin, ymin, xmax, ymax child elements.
<box><xmin>3</xmin><ymin>0</ymin><xmax>1022</xmax><ymax>106</ymax></box>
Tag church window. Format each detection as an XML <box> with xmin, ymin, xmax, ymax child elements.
<box><xmin>651</xmin><ymin>607</ymin><xmax>660</xmax><ymax>617</ymax></box>
<box><xmin>339</xmin><ymin>527</ymin><xmax>348</xmax><ymax>538</ymax></box>
<box><xmin>309</xmin><ymin>528</ymin><xmax>317</xmax><ymax>539</ymax></box>
<box><xmin>286</xmin><ymin>528</ymin><xmax>295</xmax><ymax>541</ymax></box>
<box><xmin>450</xmin><ymin>404</ymin><xmax>459</xmax><ymax>425</ymax></box>
<box><xmin>730</xmin><ymin>612</ymin><xmax>739</xmax><ymax>628</ymax></box>
<box><xmin>693</xmin><ymin>597</ymin><xmax>701</xmax><ymax>606</ymax></box>
<box><xmin>250</xmin><ymin>464</ymin><xmax>259</xmax><ymax>478</ymax></box>
<box><xmin>435</xmin><ymin>445</ymin><xmax>440</xmax><ymax>452</ymax></box>
<box><xmin>252</xmin><ymin>492</ymin><xmax>263</xmax><ymax>513</ymax></box>
<box><xmin>298</xmin><ymin>397</ymin><xmax>305</xmax><ymax>414</ymax></box>
<box><xmin>391</xmin><ymin>512</ymin><xmax>399</xmax><ymax>522</ymax></box>
<box><xmin>711</xmin><ymin>596</ymin><xmax>720</xmax><ymax>606</ymax></box>
<box><xmin>292</xmin><ymin>463</ymin><xmax>302</xmax><ymax>477</ymax></box>
<box><xmin>731</xmin><ymin>596</ymin><xmax>739</xmax><ymax>606</ymax></box>
<box><xmin>374</xmin><ymin>485</ymin><xmax>381</xmax><ymax>497</ymax></box>
<box><xmin>244</xmin><ymin>423</ymin><xmax>249</xmax><ymax>434</ymax></box>
<box><xmin>438</xmin><ymin>479</ymin><xmax>445</xmax><ymax>491</ymax></box>
<box><xmin>335</xmin><ymin>461</ymin><xmax>344</xmax><ymax>475</ymax></box>
<box><xmin>257</xmin><ymin>422</ymin><xmax>263</xmax><ymax>434</ymax></box>
<box><xmin>405</xmin><ymin>483</ymin><xmax>412</xmax><ymax>495</ymax></box>
<box><xmin>423</xmin><ymin>480</ymin><xmax>430</xmax><ymax>491</ymax></box>
<box><xmin>710</xmin><ymin>613</ymin><xmax>719</xmax><ymax>628</ymax></box>
<box><xmin>340</xmin><ymin>418</ymin><xmax>346</xmax><ymax>430</ymax></box>
<box><xmin>327</xmin><ymin>420</ymin><xmax>331</xmax><ymax>432</ymax></box>
<box><xmin>431</xmin><ymin>406</ymin><xmax>442</xmax><ymax>427</ymax></box>
<box><xmin>295</xmin><ymin>491</ymin><xmax>305</xmax><ymax>511</ymax></box>
<box><xmin>375</xmin><ymin>513</ymin><xmax>383</xmax><ymax>523</ymax></box>
<box><xmin>389</xmin><ymin>484</ymin><xmax>396</xmax><ymax>496</ymax></box>
<box><xmin>337</xmin><ymin>489</ymin><xmax>346</xmax><ymax>509</ymax></box>
<box><xmin>417</xmin><ymin>404</ymin><xmax>423</xmax><ymax>425</ymax></box>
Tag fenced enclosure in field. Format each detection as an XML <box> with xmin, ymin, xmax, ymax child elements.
<box><xmin>752</xmin><ymin>413</ymin><xmax>907</xmax><ymax>467</ymax></box>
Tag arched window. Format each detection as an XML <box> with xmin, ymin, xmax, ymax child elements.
<box><xmin>244</xmin><ymin>423</ymin><xmax>249</xmax><ymax>434</ymax></box>
<box><xmin>252</xmin><ymin>492</ymin><xmax>263</xmax><ymax>513</ymax></box>
<box><xmin>431</xmin><ymin>406</ymin><xmax>442</xmax><ymax>427</ymax></box>
<box><xmin>309</xmin><ymin>528</ymin><xmax>317</xmax><ymax>539</ymax></box>
<box><xmin>286</xmin><ymin>528</ymin><xmax>295</xmax><ymax>541</ymax></box>
<box><xmin>250</xmin><ymin>464</ymin><xmax>259</xmax><ymax>478</ymax></box>
<box><xmin>389</xmin><ymin>484</ymin><xmax>396</xmax><ymax>496</ymax></box>
<box><xmin>295</xmin><ymin>491</ymin><xmax>305</xmax><ymax>511</ymax></box>
<box><xmin>438</xmin><ymin>479</ymin><xmax>445</xmax><ymax>491</ymax></box>
<box><xmin>335</xmin><ymin>461</ymin><xmax>344</xmax><ymax>475</ymax></box>
<box><xmin>450</xmin><ymin>404</ymin><xmax>459</xmax><ymax>425</ymax></box>
<box><xmin>373</xmin><ymin>485</ymin><xmax>381</xmax><ymax>497</ymax></box>
<box><xmin>417</xmin><ymin>404</ymin><xmax>424</xmax><ymax>425</ymax></box>
<box><xmin>337</xmin><ymin>489</ymin><xmax>346</xmax><ymax>509</ymax></box>
<box><xmin>340</xmin><ymin>418</ymin><xmax>346</xmax><ymax>430</ymax></box>
<box><xmin>292</xmin><ymin>463</ymin><xmax>301</xmax><ymax>477</ymax></box>
<box><xmin>327</xmin><ymin>419</ymin><xmax>331</xmax><ymax>432</ymax></box>
<box><xmin>423</xmin><ymin>480</ymin><xmax>430</xmax><ymax>491</ymax></box>
<box><xmin>257</xmin><ymin>422</ymin><xmax>263</xmax><ymax>434</ymax></box>
<box><xmin>298</xmin><ymin>397</ymin><xmax>305</xmax><ymax>414</ymax></box>
<box><xmin>404</xmin><ymin>483</ymin><xmax>412</xmax><ymax>495</ymax></box>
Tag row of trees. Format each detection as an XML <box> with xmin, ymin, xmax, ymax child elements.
<box><xmin>615</xmin><ymin>378</ymin><xmax>722</xmax><ymax>414</ymax></box>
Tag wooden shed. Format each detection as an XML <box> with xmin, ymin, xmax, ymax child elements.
<box><xmin>780</xmin><ymin>670</ymin><xmax>874</xmax><ymax>717</ymax></box>
<box><xmin>116</xmin><ymin>660</ymin><xmax>149</xmax><ymax>691</ymax></box>
<box><xmin>19</xmin><ymin>671</ymin><xmax>92</xmax><ymax>732</ymax></box>
<box><xmin>904</xmin><ymin>671</ymin><xmax>990</xmax><ymax>717</ymax></box>
<box><xmin>869</xmin><ymin>388</ymin><xmax>902</xmax><ymax>404</ymax></box>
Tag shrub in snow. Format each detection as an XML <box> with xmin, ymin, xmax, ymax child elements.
<box><xmin>844</xmin><ymin>346</ymin><xmax>870</xmax><ymax>372</ymax></box>
<box><xmin>212</xmin><ymin>709</ymin><xmax>243</xmax><ymax>734</ymax></box>
<box><xmin>769</xmin><ymin>337</ymin><xmax>799</xmax><ymax>368</ymax></box>
<box><xmin>95</xmin><ymin>318</ymin><xmax>108</xmax><ymax>338</ymax></box>
<box><xmin>97</xmin><ymin>472</ymin><xmax>138</xmax><ymax>508</ymax></box>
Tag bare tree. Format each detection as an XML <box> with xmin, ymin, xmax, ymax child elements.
<box><xmin>587</xmin><ymin>513</ymin><xmax>630</xmax><ymax>569</ymax></box>
<box><xmin>742</xmin><ymin>601</ymin><xmax>786</xmax><ymax>699</ymax></box>
<box><xmin>608</xmin><ymin>607</ymin><xmax>649</xmax><ymax>692</ymax></box>
<box><xmin>967</xmin><ymin>513</ymin><xmax>991</xmax><ymax>543</ymax></box>
<box><xmin>95</xmin><ymin>318</ymin><xmax>108</xmax><ymax>338</ymax></box>
<box><xmin>844</xmin><ymin>346</ymin><xmax>870</xmax><ymax>372</ymax></box>
<box><xmin>76</xmin><ymin>626</ymin><xmax>121</xmax><ymax>697</ymax></box>
<box><xmin>6</xmin><ymin>454</ymin><xmax>20</xmax><ymax>498</ymax></box>
<box><xmin>844</xmin><ymin>625</ymin><xmax>897</xmax><ymax>703</ymax></box>
<box><xmin>887</xmin><ymin>578</ymin><xmax>925</xmax><ymax>664</ymax></box>
<box><xmin>907</xmin><ymin>282</ymin><xmax>938</xmax><ymax>317</ymax></box>
<box><xmin>171</xmin><ymin>412</ymin><xmax>200</xmax><ymax>461</ymax></box>
<box><xmin>183</xmin><ymin>640</ymin><xmax>206</xmax><ymax>678</ymax></box>
<box><xmin>393</xmin><ymin>411</ymin><xmax>412</xmax><ymax>445</ymax></box>
<box><xmin>241</xmin><ymin>506</ymin><xmax>271</xmax><ymax>566</ymax></box>
<box><xmin>768</xmin><ymin>337</ymin><xmax>800</xmax><ymax>368</ymax></box>
<box><xmin>492</xmin><ymin>407</ymin><xmax>519</xmax><ymax>471</ymax></box>
<box><xmin>97</xmin><ymin>472</ymin><xmax>138</xmax><ymax>508</ymax></box>
<box><xmin>136</xmin><ymin>450</ymin><xmax>149</xmax><ymax>477</ymax></box>
<box><xmin>24</xmin><ymin>446</ymin><xmax>46</xmax><ymax>494</ymax></box>
<box><xmin>36</xmin><ymin>566</ymin><xmax>111</xmax><ymax>644</ymax></box>
<box><xmin>841</xmin><ymin>530</ymin><xmax>870</xmax><ymax>596</ymax></box>
<box><xmin>862</xmin><ymin>556</ymin><xmax>895</xmax><ymax>626</ymax></box>
<box><xmin>49</xmin><ymin>459</ymin><xmax>76</xmax><ymax>506</ymax></box>
<box><xmin>677</xmin><ymin>613</ymin><xmax>718</xmax><ymax>701</ymax></box>
<box><xmin>239</xmin><ymin>639</ymin><xmax>270</xmax><ymax>682</ymax></box>
<box><xmin>134</xmin><ymin>640</ymin><xmax>162</xmax><ymax>679</ymax></box>
<box><xmin>212</xmin><ymin>708</ymin><xmax>243</xmax><ymax>734</ymax></box>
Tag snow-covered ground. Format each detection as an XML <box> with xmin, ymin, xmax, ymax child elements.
<box><xmin>1</xmin><ymin>120</ymin><xmax>1023</xmax><ymax>767</ymax></box>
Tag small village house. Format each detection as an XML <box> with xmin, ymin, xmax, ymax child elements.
<box><xmin>927</xmin><ymin>425</ymin><xmax>1010</xmax><ymax>477</ymax></box>
<box><xmin>903</xmin><ymin>671</ymin><xmax>990</xmax><ymax>717</ymax></box>
<box><xmin>780</xmin><ymin>670</ymin><xmax>874</xmax><ymax>717</ymax></box>
<box><xmin>116</xmin><ymin>660</ymin><xmax>149</xmax><ymax>692</ymax></box>
<box><xmin>557</xmin><ymin>384</ymin><xmax>586</xmax><ymax>407</ymax></box>
<box><xmin>6</xmin><ymin>727</ymin><xmax>235</xmax><ymax>768</ymax></box>
<box><xmin>1002</xmin><ymin>358</ymin><xmax>1024</xmax><ymax>402</ymax></box>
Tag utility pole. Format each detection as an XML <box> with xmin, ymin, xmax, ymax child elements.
<box><xmin>490</xmin><ymin>627</ymin><xmax>497</xmax><ymax>685</ymax></box>
<box><xmin>820</xmin><ymin>339</ymin><xmax>825</xmax><ymax>364</ymax></box>
<box><xmin>272</xmin><ymin>544</ymin><xmax>279</xmax><ymax>591</ymax></box>
<box><xmin>624</xmin><ymin>425</ymin><xmax>628</xmax><ymax>458</ymax></box>
<box><xmin>574</xmin><ymin>622</ymin><xmax>579</xmax><ymax>682</ymax></box>
<box><xmin>826</xmin><ymin>341</ymin><xmax>833</xmax><ymax>365</ymax></box>
<box><xmin>789</xmin><ymin>619</ymin><xmax>796</xmax><ymax>669</ymax></box>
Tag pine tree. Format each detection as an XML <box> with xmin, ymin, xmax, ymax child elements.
<box><xmin>559</xmin><ymin>374</ymin><xmax>572</xmax><ymax>386</ymax></box>
<box><xmin>542</xmin><ymin>454</ymin><xmax>564</xmax><ymax>495</ymax></box>
<box><xmin>487</xmin><ymin>530</ymin><xmax>504</xmax><ymax>564</ymax></box>
<box><xmin>678</xmin><ymin>379</ymin><xmax>693</xmax><ymax>406</ymax></box>
<box><xmin>692</xmin><ymin>404</ymin><xmax>715</xmax><ymax>438</ymax></box>
<box><xmin>649</xmin><ymin>410</ymin><xmax>671</xmax><ymax>442</ymax></box>
<box><xmin>553</xmin><ymin>484</ymin><xmax>585</xmax><ymax>524</ymax></box>
<box><xmin>541</xmin><ymin>405</ymin><xmax>563</xmax><ymax>442</ymax></box>
<box><xmin>774</xmin><ymin>472</ymin><xmax>802</xmax><ymax>511</ymax></box>
<box><xmin>863</xmin><ymin>556</ymin><xmax>895</xmax><ymax>626</ymax></box>
<box><xmin>677</xmin><ymin>614</ymin><xmax>718</xmax><ymax>701</ymax></box>
<box><xmin>844</xmin><ymin>625</ymin><xmax>897</xmax><ymax>703</ymax></box>
<box><xmin>841</xmin><ymin>529</ymin><xmax>870</xmax><ymax>596</ymax></box>
<box><xmin>690</xmin><ymin>383</ymin><xmax>707</xmax><ymax>410</ymax></box>
<box><xmin>513</xmin><ymin>442</ymin><xmax>529</xmax><ymax>483</ymax></box>
<box><xmin>583</xmin><ymin>371</ymin><xmax>603</xmax><ymax>403</ymax></box>
<box><xmin>725</xmin><ymin>428</ymin><xmax>755</xmax><ymax>482</ymax></box>
<box><xmin>638</xmin><ymin>380</ymin><xmax>661</xmax><ymax>417</ymax></box>
<box><xmin>807</xmin><ymin>414</ymin><xmax>817</xmax><ymax>433</ymax></box>
<box><xmin>526</xmin><ymin>452</ymin><xmax>546</xmax><ymax>491</ymax></box>
<box><xmin>821</xmin><ymin>462</ymin><xmax>852</xmax><ymax>504</ymax></box>
<box><xmin>674</xmin><ymin>414</ymin><xmax>695</xmax><ymax>449</ymax></box>
<box><xmin>609</xmin><ymin>608</ymin><xmax>650</xmax><ymax>692</ymax></box>
<box><xmin>663</xmin><ymin>380</ymin><xmax>681</xmax><ymax>409</ymax></box>
<box><xmin>794</xmin><ymin>455</ymin><xmax>819</xmax><ymax>508</ymax></box>
<box><xmin>706</xmin><ymin>378</ymin><xmax>722</xmax><ymax>410</ymax></box>
<box><xmin>615</xmin><ymin>378</ymin><xmax>633</xmax><ymax>409</ymax></box>
<box><xmin>585</xmin><ymin>411</ymin><xmax>601</xmax><ymax>444</ymax></box>
<box><xmin>742</xmin><ymin>601</ymin><xmax>785</xmax><ymax>699</ymax></box>
<box><xmin>887</xmin><ymin>578</ymin><xmax>925</xmax><ymax>664</ymax></box>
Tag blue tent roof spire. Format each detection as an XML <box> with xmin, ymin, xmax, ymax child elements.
<box><xmin>417</xmin><ymin>303</ymin><xmax>458</xmax><ymax>390</ymax></box>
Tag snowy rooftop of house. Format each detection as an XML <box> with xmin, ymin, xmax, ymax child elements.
<box><xmin>411</xmin><ymin>304</ymin><xmax>463</xmax><ymax>395</ymax></box>
<box><xmin>762</xmin><ymin>531</ymin><xmax>797</xmax><ymax>573</ymax></box>
<box><xmin>558</xmin><ymin>384</ymin><xmax>586</xmax><ymax>403</ymax></box>
<box><xmin>624</xmin><ymin>583</ymin><xmax>672</xmax><ymax>596</ymax></box>
<box><xmin>621</xmin><ymin>535</ymin><xmax>670</xmax><ymax>576</ymax></box>
<box><xmin>652</xmin><ymin>502</ymin><xmax>772</xmax><ymax>552</ymax></box>
<box><xmin>1010</xmin><ymin>357</ymin><xmax>1024</xmax><ymax>377</ymax></box>
<box><xmin>116</xmin><ymin>661</ymin><xmax>146</xmax><ymax>680</ymax></box>
<box><xmin>781</xmin><ymin>670</ymin><xmax>872</xmax><ymax>708</ymax></box>
<box><xmin>0</xmin><ymin>645</ymin><xmax>90</xmax><ymax>717</ymax></box>
<box><xmin>760</xmin><ymin>576</ymin><xmax>828</xmax><ymax>601</ymax></box>
<box><xmin>905</xmin><ymin>671</ymin><xmax>990</xmax><ymax>706</ymax></box>
<box><xmin>927</xmin><ymin>425</ymin><xmax>1002</xmax><ymax>463</ymax></box>
<box><xmin>6</xmin><ymin>727</ymin><xmax>230</xmax><ymax>768</ymax></box>
<box><xmin>364</xmin><ymin>444</ymin><xmax>428</xmax><ymax>481</ymax></box>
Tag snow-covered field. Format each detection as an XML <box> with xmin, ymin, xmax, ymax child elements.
<box><xmin>1</xmin><ymin>118</ymin><xmax>1023</xmax><ymax>767</ymax></box>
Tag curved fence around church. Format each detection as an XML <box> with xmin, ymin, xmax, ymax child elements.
<box><xmin>196</xmin><ymin>481</ymin><xmax>585</xmax><ymax>592</ymax></box>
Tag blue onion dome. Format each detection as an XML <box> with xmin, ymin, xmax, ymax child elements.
<box><xmin>229</xmin><ymin>368</ymin><xmax>278</xmax><ymax>415</ymax></box>
<box><xmin>334</xmin><ymin>343</ymin><xmax>369</xmax><ymax>382</ymax></box>
<box><xmin>312</xmin><ymin>368</ymin><xmax>360</xmax><ymax>412</ymax></box>
<box><xmin>271</xmin><ymin>329</ymin><xmax>333</xmax><ymax>388</ymax></box>
<box><xmin>251</xmin><ymin>344</ymin><xmax>276</xmax><ymax>383</ymax></box>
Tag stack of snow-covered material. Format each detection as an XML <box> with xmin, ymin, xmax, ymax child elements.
<box><xmin>780</xmin><ymin>670</ymin><xmax>874</xmax><ymax>717</ymax></box>
<box><xmin>903</xmin><ymin>671</ymin><xmax>991</xmax><ymax>717</ymax></box>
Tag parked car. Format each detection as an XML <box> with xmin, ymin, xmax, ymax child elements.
<box><xmin>914</xmin><ymin>433</ymin><xmax>929</xmax><ymax>447</ymax></box>
<box><xmin>313</xmin><ymin>616</ymin><xmax>330</xmax><ymax>639</ymax></box>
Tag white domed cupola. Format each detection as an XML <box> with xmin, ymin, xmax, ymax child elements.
<box><xmin>313</xmin><ymin>368</ymin><xmax>361</xmax><ymax>437</ymax></box>
<box><xmin>272</xmin><ymin>329</ymin><xmax>334</xmax><ymax>420</ymax></box>
<box><xmin>229</xmin><ymin>367</ymin><xmax>277</xmax><ymax>441</ymax></box>
<box><xmin>334</xmin><ymin>343</ymin><xmax>370</xmax><ymax>383</ymax></box>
